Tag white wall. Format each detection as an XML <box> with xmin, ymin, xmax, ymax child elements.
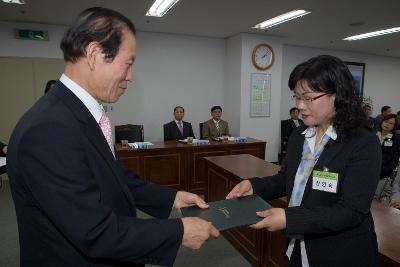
<box><xmin>239</xmin><ymin>34</ymin><xmax>283</xmax><ymax>162</ymax></box>
<box><xmin>1</xmin><ymin>21</ymin><xmax>400</xmax><ymax>162</ymax></box>
<box><xmin>0</xmin><ymin>21</ymin><xmax>65</xmax><ymax>58</ymax></box>
<box><xmin>0</xmin><ymin>22</ymin><xmax>226</xmax><ymax>141</ymax></box>
<box><xmin>223</xmin><ymin>35</ymin><xmax>242</xmax><ymax>136</ymax></box>
<box><xmin>113</xmin><ymin>32</ymin><xmax>225</xmax><ymax>141</ymax></box>
<box><xmin>280</xmin><ymin>45</ymin><xmax>400</xmax><ymax>120</ymax></box>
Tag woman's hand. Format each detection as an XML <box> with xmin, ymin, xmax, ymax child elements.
<box><xmin>226</xmin><ymin>180</ymin><xmax>253</xmax><ymax>199</ymax></box>
<box><xmin>250</xmin><ymin>208</ymin><xmax>286</xmax><ymax>231</ymax></box>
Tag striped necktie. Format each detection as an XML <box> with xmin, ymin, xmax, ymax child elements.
<box><xmin>215</xmin><ymin>122</ymin><xmax>220</xmax><ymax>135</ymax></box>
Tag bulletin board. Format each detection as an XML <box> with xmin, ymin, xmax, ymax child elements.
<box><xmin>250</xmin><ymin>73</ymin><xmax>271</xmax><ymax>117</ymax></box>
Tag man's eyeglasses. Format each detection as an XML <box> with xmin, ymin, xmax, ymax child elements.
<box><xmin>291</xmin><ymin>93</ymin><xmax>328</xmax><ymax>104</ymax></box>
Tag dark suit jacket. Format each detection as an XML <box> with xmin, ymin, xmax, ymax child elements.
<box><xmin>374</xmin><ymin>114</ymin><xmax>383</xmax><ymax>130</ymax></box>
<box><xmin>283</xmin><ymin>119</ymin><xmax>305</xmax><ymax>140</ymax></box>
<box><xmin>251</xmin><ymin>126</ymin><xmax>381</xmax><ymax>266</ymax></box>
<box><xmin>201</xmin><ymin>119</ymin><xmax>229</xmax><ymax>139</ymax></box>
<box><xmin>163</xmin><ymin>121</ymin><xmax>195</xmax><ymax>141</ymax></box>
<box><xmin>7</xmin><ymin>82</ymin><xmax>183</xmax><ymax>267</ymax></box>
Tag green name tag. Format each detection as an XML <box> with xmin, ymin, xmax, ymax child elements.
<box><xmin>312</xmin><ymin>170</ymin><xmax>339</xmax><ymax>193</ymax></box>
<box><xmin>313</xmin><ymin>170</ymin><xmax>338</xmax><ymax>180</ymax></box>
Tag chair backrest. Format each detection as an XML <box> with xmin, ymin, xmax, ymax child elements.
<box><xmin>391</xmin><ymin>158</ymin><xmax>400</xmax><ymax>180</ymax></box>
<box><xmin>280</xmin><ymin>120</ymin><xmax>291</xmax><ymax>153</ymax></box>
<box><xmin>199</xmin><ymin>122</ymin><xmax>204</xmax><ymax>139</ymax></box>
<box><xmin>281</xmin><ymin>120</ymin><xmax>291</xmax><ymax>140</ymax></box>
<box><xmin>115</xmin><ymin>124</ymin><xmax>144</xmax><ymax>143</ymax></box>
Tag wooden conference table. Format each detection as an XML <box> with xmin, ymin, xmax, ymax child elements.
<box><xmin>203</xmin><ymin>154</ymin><xmax>400</xmax><ymax>267</ymax></box>
<box><xmin>116</xmin><ymin>138</ymin><xmax>266</xmax><ymax>195</ymax></box>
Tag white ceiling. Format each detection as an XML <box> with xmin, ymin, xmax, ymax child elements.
<box><xmin>1</xmin><ymin>0</ymin><xmax>400</xmax><ymax>57</ymax></box>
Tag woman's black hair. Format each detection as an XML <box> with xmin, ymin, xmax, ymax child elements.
<box><xmin>378</xmin><ymin>114</ymin><xmax>398</xmax><ymax>134</ymax></box>
<box><xmin>60</xmin><ymin>7</ymin><xmax>136</xmax><ymax>63</ymax></box>
<box><xmin>288</xmin><ymin>55</ymin><xmax>369</xmax><ymax>142</ymax></box>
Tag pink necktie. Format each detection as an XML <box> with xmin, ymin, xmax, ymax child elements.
<box><xmin>178</xmin><ymin>121</ymin><xmax>183</xmax><ymax>135</ymax></box>
<box><xmin>99</xmin><ymin>111</ymin><xmax>115</xmax><ymax>157</ymax></box>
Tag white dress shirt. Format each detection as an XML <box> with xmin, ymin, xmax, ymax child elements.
<box><xmin>59</xmin><ymin>74</ymin><xmax>103</xmax><ymax>124</ymax></box>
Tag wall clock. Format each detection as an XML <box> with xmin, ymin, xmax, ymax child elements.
<box><xmin>252</xmin><ymin>43</ymin><xmax>274</xmax><ymax>71</ymax></box>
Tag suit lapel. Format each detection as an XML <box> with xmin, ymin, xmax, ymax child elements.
<box><xmin>182</xmin><ymin>122</ymin><xmax>191</xmax><ymax>138</ymax></box>
<box><xmin>53</xmin><ymin>83</ymin><xmax>136</xmax><ymax>212</ymax></box>
<box><xmin>289</xmin><ymin>120</ymin><xmax>295</xmax><ymax>129</ymax></box>
<box><xmin>287</xmin><ymin>133</ymin><xmax>305</xmax><ymax>199</ymax></box>
<box><xmin>84</xmin><ymin>123</ymin><xmax>136</xmax><ymax>210</ymax></box>
<box><xmin>302</xmin><ymin>139</ymin><xmax>345</xmax><ymax>199</ymax></box>
<box><xmin>314</xmin><ymin>140</ymin><xmax>345</xmax><ymax>170</ymax></box>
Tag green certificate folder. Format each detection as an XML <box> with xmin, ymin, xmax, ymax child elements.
<box><xmin>181</xmin><ymin>195</ymin><xmax>271</xmax><ymax>231</ymax></box>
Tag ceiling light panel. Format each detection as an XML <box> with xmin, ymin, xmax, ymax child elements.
<box><xmin>2</xmin><ymin>0</ymin><xmax>25</xmax><ymax>4</ymax></box>
<box><xmin>343</xmin><ymin>27</ymin><xmax>400</xmax><ymax>41</ymax></box>
<box><xmin>253</xmin><ymin>10</ymin><xmax>311</xmax><ymax>29</ymax></box>
<box><xmin>146</xmin><ymin>0</ymin><xmax>180</xmax><ymax>17</ymax></box>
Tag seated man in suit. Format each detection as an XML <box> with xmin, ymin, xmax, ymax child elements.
<box><xmin>374</xmin><ymin>105</ymin><xmax>392</xmax><ymax>130</ymax></box>
<box><xmin>164</xmin><ymin>106</ymin><xmax>195</xmax><ymax>141</ymax></box>
<box><xmin>284</xmin><ymin>107</ymin><xmax>305</xmax><ymax>139</ymax></box>
<box><xmin>202</xmin><ymin>106</ymin><xmax>230</xmax><ymax>139</ymax></box>
<box><xmin>363</xmin><ymin>104</ymin><xmax>375</xmax><ymax>130</ymax></box>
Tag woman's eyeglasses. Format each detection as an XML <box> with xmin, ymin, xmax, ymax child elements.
<box><xmin>291</xmin><ymin>93</ymin><xmax>328</xmax><ymax>104</ymax></box>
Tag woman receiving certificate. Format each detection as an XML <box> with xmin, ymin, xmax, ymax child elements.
<box><xmin>227</xmin><ymin>55</ymin><xmax>380</xmax><ymax>267</ymax></box>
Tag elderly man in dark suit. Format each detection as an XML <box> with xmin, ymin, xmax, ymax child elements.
<box><xmin>7</xmin><ymin>7</ymin><xmax>218</xmax><ymax>267</ymax></box>
<box><xmin>202</xmin><ymin>105</ymin><xmax>230</xmax><ymax>139</ymax></box>
<box><xmin>163</xmin><ymin>106</ymin><xmax>195</xmax><ymax>141</ymax></box>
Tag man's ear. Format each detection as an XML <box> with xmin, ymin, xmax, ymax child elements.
<box><xmin>85</xmin><ymin>42</ymin><xmax>102</xmax><ymax>71</ymax></box>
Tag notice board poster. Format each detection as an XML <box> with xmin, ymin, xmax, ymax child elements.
<box><xmin>250</xmin><ymin>73</ymin><xmax>271</xmax><ymax>117</ymax></box>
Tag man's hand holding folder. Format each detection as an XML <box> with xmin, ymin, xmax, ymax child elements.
<box><xmin>174</xmin><ymin>191</ymin><xmax>220</xmax><ymax>249</ymax></box>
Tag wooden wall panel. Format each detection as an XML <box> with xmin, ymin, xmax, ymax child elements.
<box><xmin>143</xmin><ymin>153</ymin><xmax>184</xmax><ymax>190</ymax></box>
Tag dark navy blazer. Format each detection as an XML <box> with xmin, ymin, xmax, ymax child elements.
<box><xmin>251</xmin><ymin>126</ymin><xmax>381</xmax><ymax>266</ymax></box>
<box><xmin>7</xmin><ymin>82</ymin><xmax>183</xmax><ymax>267</ymax></box>
<box><xmin>163</xmin><ymin>120</ymin><xmax>195</xmax><ymax>141</ymax></box>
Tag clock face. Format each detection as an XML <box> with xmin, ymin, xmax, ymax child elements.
<box><xmin>252</xmin><ymin>44</ymin><xmax>274</xmax><ymax>71</ymax></box>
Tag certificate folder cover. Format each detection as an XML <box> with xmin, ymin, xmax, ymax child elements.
<box><xmin>181</xmin><ymin>195</ymin><xmax>271</xmax><ymax>231</ymax></box>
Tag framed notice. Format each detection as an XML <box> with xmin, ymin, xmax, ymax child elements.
<box><xmin>250</xmin><ymin>73</ymin><xmax>271</xmax><ymax>117</ymax></box>
<box><xmin>345</xmin><ymin>61</ymin><xmax>365</xmax><ymax>98</ymax></box>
